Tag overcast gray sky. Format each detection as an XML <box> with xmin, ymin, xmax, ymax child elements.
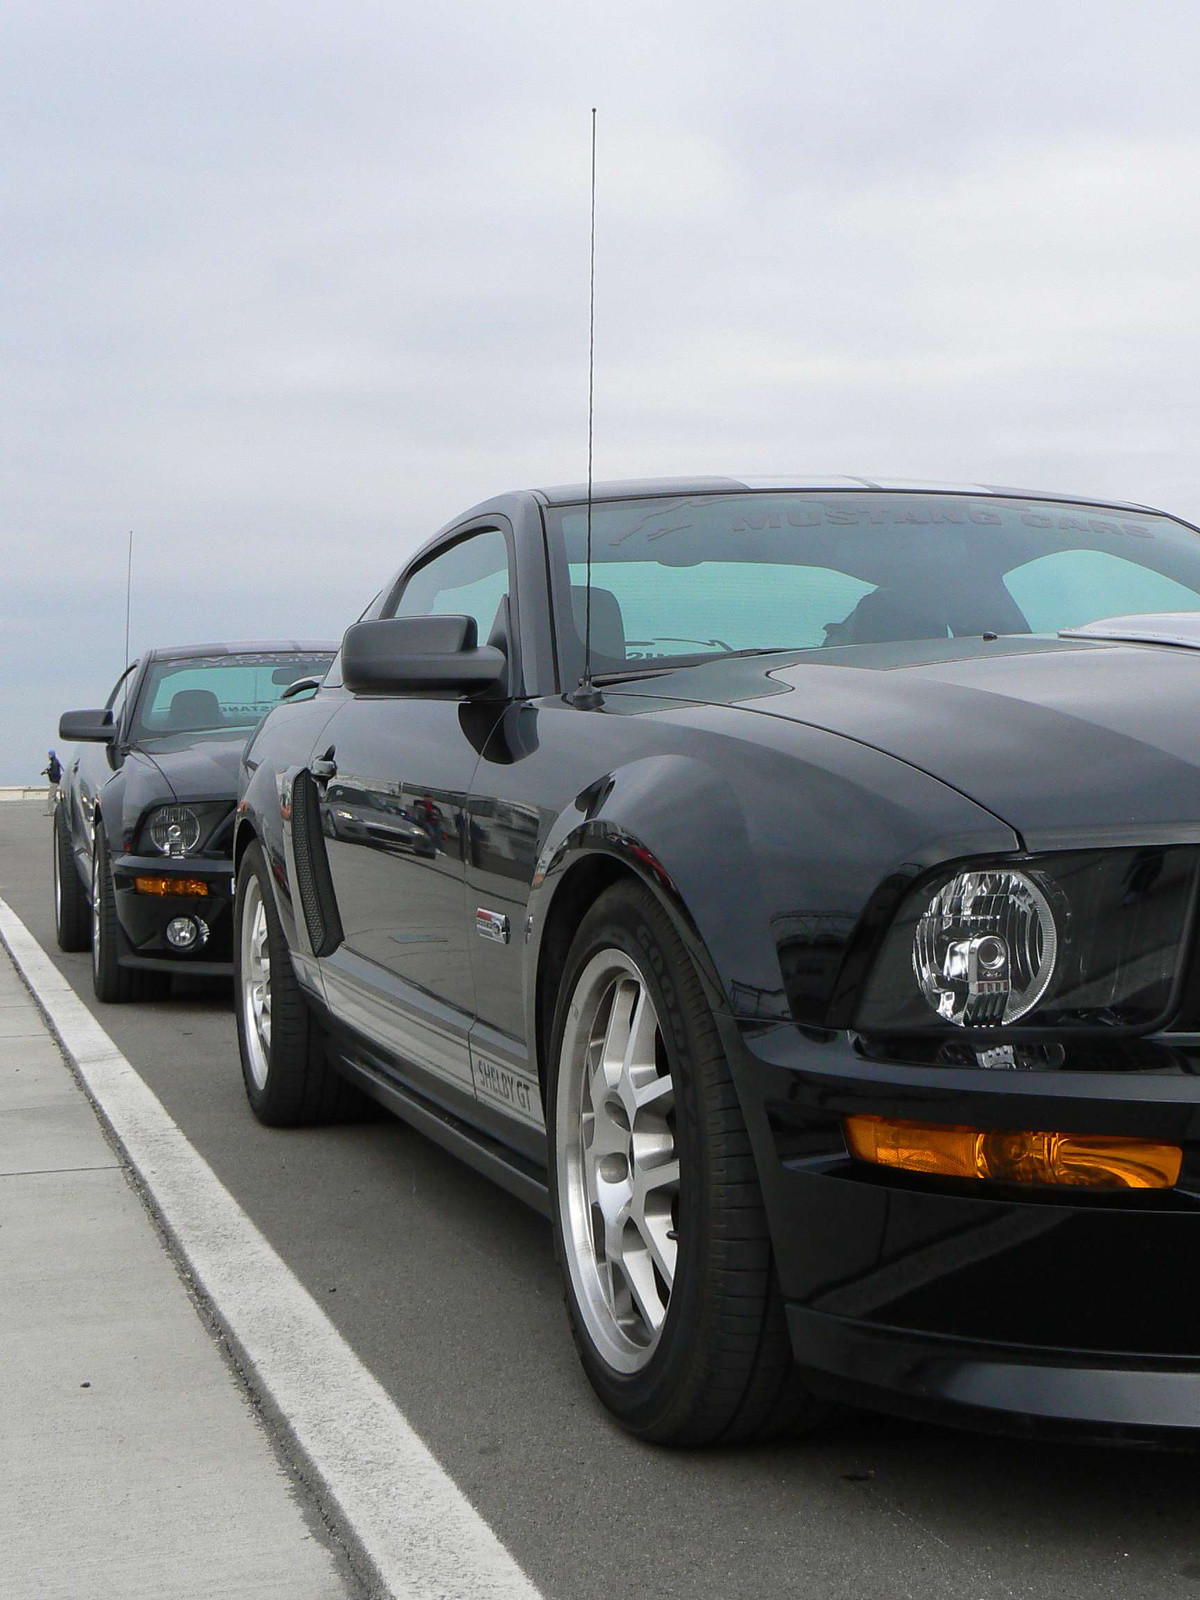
<box><xmin>4</xmin><ymin>0</ymin><xmax>1200</xmax><ymax>781</ymax></box>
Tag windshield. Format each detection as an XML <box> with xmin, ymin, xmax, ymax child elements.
<box><xmin>547</xmin><ymin>492</ymin><xmax>1200</xmax><ymax>678</ymax></box>
<box><xmin>130</xmin><ymin>653</ymin><xmax>334</xmax><ymax>740</ymax></box>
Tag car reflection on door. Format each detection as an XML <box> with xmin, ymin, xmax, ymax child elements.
<box><xmin>325</xmin><ymin>782</ymin><xmax>439</xmax><ymax>860</ymax></box>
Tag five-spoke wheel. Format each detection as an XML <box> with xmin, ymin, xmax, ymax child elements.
<box><xmin>548</xmin><ymin>880</ymin><xmax>824</xmax><ymax>1445</ymax></box>
<box><xmin>239</xmin><ymin>872</ymin><xmax>272</xmax><ymax>1092</ymax></box>
<box><xmin>234</xmin><ymin>840</ymin><xmax>358</xmax><ymax>1125</ymax></box>
<box><xmin>556</xmin><ymin>950</ymin><xmax>679</xmax><ymax>1373</ymax></box>
<box><xmin>53</xmin><ymin>803</ymin><xmax>90</xmax><ymax>953</ymax></box>
<box><xmin>90</xmin><ymin>822</ymin><xmax>133</xmax><ymax>1001</ymax></box>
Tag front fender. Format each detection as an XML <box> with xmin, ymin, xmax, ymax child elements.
<box><xmin>526</xmin><ymin>754</ymin><xmax>775</xmax><ymax>1037</ymax></box>
<box><xmin>238</xmin><ymin>754</ymin><xmax>305</xmax><ymax>955</ymax></box>
<box><xmin>236</xmin><ymin>691</ymin><xmax>343</xmax><ymax>978</ymax></box>
<box><xmin>525</xmin><ymin>719</ymin><xmax>1020</xmax><ymax>1048</ymax></box>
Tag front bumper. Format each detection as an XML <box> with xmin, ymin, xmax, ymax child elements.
<box><xmin>110</xmin><ymin>852</ymin><xmax>235</xmax><ymax>975</ymax></box>
<box><xmin>727</xmin><ymin>1020</ymin><xmax>1200</xmax><ymax>1444</ymax></box>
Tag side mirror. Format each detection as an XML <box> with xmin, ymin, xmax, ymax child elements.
<box><xmin>342</xmin><ymin>615</ymin><xmax>506</xmax><ymax>695</ymax></box>
<box><xmin>59</xmin><ymin>709</ymin><xmax>115</xmax><ymax>743</ymax></box>
<box><xmin>278</xmin><ymin>676</ymin><xmax>322</xmax><ymax>702</ymax></box>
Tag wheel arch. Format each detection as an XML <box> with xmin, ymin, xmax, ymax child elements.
<box><xmin>524</xmin><ymin>749</ymin><xmax>797</xmax><ymax>1111</ymax></box>
<box><xmin>232</xmin><ymin>814</ymin><xmax>259</xmax><ymax>875</ymax></box>
<box><xmin>529</xmin><ymin>835</ymin><xmax>729</xmax><ymax>1111</ymax></box>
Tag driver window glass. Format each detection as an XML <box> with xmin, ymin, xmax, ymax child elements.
<box><xmin>389</xmin><ymin>528</ymin><xmax>510</xmax><ymax>646</ymax></box>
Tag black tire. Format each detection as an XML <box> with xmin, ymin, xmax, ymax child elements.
<box><xmin>547</xmin><ymin>880</ymin><xmax>826</xmax><ymax>1446</ymax></box>
<box><xmin>234</xmin><ymin>839</ymin><xmax>356</xmax><ymax>1126</ymax></box>
<box><xmin>53</xmin><ymin>804</ymin><xmax>91</xmax><ymax>953</ymax></box>
<box><xmin>91</xmin><ymin>821</ymin><xmax>133</xmax><ymax>1003</ymax></box>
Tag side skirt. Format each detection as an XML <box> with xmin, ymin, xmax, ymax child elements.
<box><xmin>332</xmin><ymin>1047</ymin><xmax>550</xmax><ymax>1218</ymax></box>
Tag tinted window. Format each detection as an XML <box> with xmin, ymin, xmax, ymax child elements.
<box><xmin>132</xmin><ymin>653</ymin><xmax>335</xmax><ymax>738</ymax></box>
<box><xmin>572</xmin><ymin>561</ymin><xmax>874</xmax><ymax>661</ymax></box>
<box><xmin>390</xmin><ymin>528</ymin><xmax>509</xmax><ymax>646</ymax></box>
<box><xmin>546</xmin><ymin>493</ymin><xmax>1200</xmax><ymax>676</ymax></box>
<box><xmin>1004</xmin><ymin>549</ymin><xmax>1200</xmax><ymax>633</ymax></box>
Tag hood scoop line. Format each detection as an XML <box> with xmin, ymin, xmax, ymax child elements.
<box><xmin>1059</xmin><ymin>612</ymin><xmax>1200</xmax><ymax>651</ymax></box>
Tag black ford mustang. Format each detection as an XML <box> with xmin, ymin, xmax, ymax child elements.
<box><xmin>54</xmin><ymin>640</ymin><xmax>335</xmax><ymax>999</ymax></box>
<box><xmin>235</xmin><ymin>477</ymin><xmax>1200</xmax><ymax>1446</ymax></box>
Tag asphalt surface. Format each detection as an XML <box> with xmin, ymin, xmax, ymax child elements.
<box><xmin>6</xmin><ymin>799</ymin><xmax>1200</xmax><ymax>1600</ymax></box>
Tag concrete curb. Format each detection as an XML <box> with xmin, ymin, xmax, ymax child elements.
<box><xmin>0</xmin><ymin>923</ymin><xmax>357</xmax><ymax>1598</ymax></box>
<box><xmin>0</xmin><ymin>896</ymin><xmax>543</xmax><ymax>1600</ymax></box>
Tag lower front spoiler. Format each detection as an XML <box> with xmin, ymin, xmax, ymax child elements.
<box><xmin>110</xmin><ymin>854</ymin><xmax>234</xmax><ymax>976</ymax></box>
<box><xmin>119</xmin><ymin>953</ymin><xmax>233</xmax><ymax>978</ymax></box>
<box><xmin>789</xmin><ymin>1305</ymin><xmax>1200</xmax><ymax>1445</ymax></box>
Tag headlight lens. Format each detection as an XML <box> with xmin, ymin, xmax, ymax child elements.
<box><xmin>858</xmin><ymin>847</ymin><xmax>1199</xmax><ymax>1032</ymax></box>
<box><xmin>148</xmin><ymin>805</ymin><xmax>202</xmax><ymax>856</ymax></box>
<box><xmin>913</xmin><ymin>869</ymin><xmax>1058</xmax><ymax>1025</ymax></box>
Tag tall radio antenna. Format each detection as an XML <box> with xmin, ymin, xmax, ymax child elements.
<box><xmin>571</xmin><ymin>107</ymin><xmax>604</xmax><ymax>710</ymax></box>
<box><xmin>124</xmin><ymin>529</ymin><xmax>133</xmax><ymax>675</ymax></box>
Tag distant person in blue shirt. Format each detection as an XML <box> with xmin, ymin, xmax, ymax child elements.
<box><xmin>41</xmin><ymin>750</ymin><xmax>62</xmax><ymax>816</ymax></box>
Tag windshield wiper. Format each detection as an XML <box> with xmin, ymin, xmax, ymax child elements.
<box><xmin>591</xmin><ymin>647</ymin><xmax>801</xmax><ymax>686</ymax></box>
<box><xmin>709</xmin><ymin>647</ymin><xmax>799</xmax><ymax>660</ymax></box>
<box><xmin>589</xmin><ymin>665</ymin><xmax>678</xmax><ymax>684</ymax></box>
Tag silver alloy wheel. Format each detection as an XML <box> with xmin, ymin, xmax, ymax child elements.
<box><xmin>555</xmin><ymin>948</ymin><xmax>680</xmax><ymax>1375</ymax></box>
<box><xmin>90</xmin><ymin>847</ymin><xmax>101</xmax><ymax>978</ymax></box>
<box><xmin>240</xmin><ymin>875</ymin><xmax>272</xmax><ymax>1091</ymax></box>
<box><xmin>53</xmin><ymin>833</ymin><xmax>62</xmax><ymax>926</ymax></box>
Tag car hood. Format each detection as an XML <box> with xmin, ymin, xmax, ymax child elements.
<box><xmin>134</xmin><ymin>731</ymin><xmax>247</xmax><ymax>802</ymax></box>
<box><xmin>616</xmin><ymin>636</ymin><xmax>1200</xmax><ymax>849</ymax></box>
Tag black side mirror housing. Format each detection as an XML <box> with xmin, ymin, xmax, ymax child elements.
<box><xmin>59</xmin><ymin>709</ymin><xmax>115</xmax><ymax>743</ymax></box>
<box><xmin>342</xmin><ymin>615</ymin><xmax>507</xmax><ymax>695</ymax></box>
<box><xmin>278</xmin><ymin>676</ymin><xmax>322</xmax><ymax>702</ymax></box>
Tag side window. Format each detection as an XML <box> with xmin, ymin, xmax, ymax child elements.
<box><xmin>1005</xmin><ymin>549</ymin><xmax>1200</xmax><ymax>634</ymax></box>
<box><xmin>389</xmin><ymin>528</ymin><xmax>510</xmax><ymax>647</ymax></box>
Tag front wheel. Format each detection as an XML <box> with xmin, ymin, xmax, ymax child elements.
<box><xmin>234</xmin><ymin>840</ymin><xmax>356</xmax><ymax>1125</ymax></box>
<box><xmin>54</xmin><ymin>804</ymin><xmax>91</xmax><ymax>952</ymax></box>
<box><xmin>548</xmin><ymin>881</ymin><xmax>825</xmax><ymax>1446</ymax></box>
<box><xmin>91</xmin><ymin>822</ymin><xmax>133</xmax><ymax>1002</ymax></box>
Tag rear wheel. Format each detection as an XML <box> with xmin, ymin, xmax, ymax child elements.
<box><xmin>235</xmin><ymin>840</ymin><xmax>356</xmax><ymax>1125</ymax></box>
<box><xmin>91</xmin><ymin>822</ymin><xmax>133</xmax><ymax>1002</ymax></box>
<box><xmin>53</xmin><ymin>805</ymin><xmax>90</xmax><ymax>952</ymax></box>
<box><xmin>548</xmin><ymin>880</ymin><xmax>825</xmax><ymax>1446</ymax></box>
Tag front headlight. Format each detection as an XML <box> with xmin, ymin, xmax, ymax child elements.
<box><xmin>150</xmin><ymin>805</ymin><xmax>201</xmax><ymax>856</ymax></box>
<box><xmin>914</xmin><ymin>868</ymin><xmax>1060</xmax><ymax>1025</ymax></box>
<box><xmin>141</xmin><ymin>802</ymin><xmax>230</xmax><ymax>857</ymax></box>
<box><xmin>859</xmin><ymin>847</ymin><xmax>1199</xmax><ymax>1032</ymax></box>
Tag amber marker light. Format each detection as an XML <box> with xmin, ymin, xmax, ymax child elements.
<box><xmin>133</xmin><ymin>876</ymin><xmax>209</xmax><ymax>897</ymax></box>
<box><xmin>843</xmin><ymin>1115</ymin><xmax>1182</xmax><ymax>1190</ymax></box>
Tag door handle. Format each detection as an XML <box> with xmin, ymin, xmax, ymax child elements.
<box><xmin>311</xmin><ymin>751</ymin><xmax>337</xmax><ymax>781</ymax></box>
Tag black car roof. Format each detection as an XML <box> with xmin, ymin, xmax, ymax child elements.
<box><xmin>530</xmin><ymin>475</ymin><xmax>1163</xmax><ymax>514</ymax></box>
<box><xmin>142</xmin><ymin>640</ymin><xmax>339</xmax><ymax>663</ymax></box>
<box><xmin>413</xmin><ymin>475</ymin><xmax>1178</xmax><ymax>578</ymax></box>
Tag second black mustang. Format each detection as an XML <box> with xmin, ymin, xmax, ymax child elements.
<box><xmin>235</xmin><ymin>477</ymin><xmax>1200</xmax><ymax>1446</ymax></box>
<box><xmin>56</xmin><ymin>640</ymin><xmax>335</xmax><ymax>998</ymax></box>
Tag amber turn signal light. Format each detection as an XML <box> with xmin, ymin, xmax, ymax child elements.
<box><xmin>133</xmin><ymin>876</ymin><xmax>209</xmax><ymax>897</ymax></box>
<box><xmin>843</xmin><ymin>1114</ymin><xmax>1182</xmax><ymax>1190</ymax></box>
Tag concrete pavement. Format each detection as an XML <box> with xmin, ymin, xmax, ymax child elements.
<box><xmin>0</xmin><ymin>940</ymin><xmax>358</xmax><ymax>1598</ymax></box>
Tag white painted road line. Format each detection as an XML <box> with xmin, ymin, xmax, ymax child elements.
<box><xmin>0</xmin><ymin>898</ymin><xmax>544</xmax><ymax>1600</ymax></box>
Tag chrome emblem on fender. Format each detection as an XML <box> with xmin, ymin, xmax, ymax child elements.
<box><xmin>476</xmin><ymin>908</ymin><xmax>510</xmax><ymax>944</ymax></box>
